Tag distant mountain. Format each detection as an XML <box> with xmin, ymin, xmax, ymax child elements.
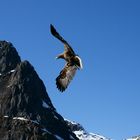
<box><xmin>126</xmin><ymin>135</ymin><xmax>140</xmax><ymax>140</ymax></box>
<box><xmin>65</xmin><ymin>119</ymin><xmax>111</xmax><ymax>140</ymax></box>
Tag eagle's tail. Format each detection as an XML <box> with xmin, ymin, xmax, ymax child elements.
<box><xmin>50</xmin><ymin>24</ymin><xmax>68</xmax><ymax>44</ymax></box>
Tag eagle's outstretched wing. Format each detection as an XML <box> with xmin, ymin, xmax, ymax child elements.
<box><xmin>56</xmin><ymin>63</ymin><xmax>77</xmax><ymax>92</ymax></box>
<box><xmin>50</xmin><ymin>24</ymin><xmax>75</xmax><ymax>54</ymax></box>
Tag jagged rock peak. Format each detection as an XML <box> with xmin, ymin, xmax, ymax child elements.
<box><xmin>0</xmin><ymin>40</ymin><xmax>21</xmax><ymax>74</ymax></box>
<box><xmin>0</xmin><ymin>41</ymin><xmax>55</xmax><ymax>118</ymax></box>
<box><xmin>0</xmin><ymin>59</ymin><xmax>55</xmax><ymax>118</ymax></box>
<box><xmin>65</xmin><ymin>119</ymin><xmax>111</xmax><ymax>140</ymax></box>
<box><xmin>0</xmin><ymin>41</ymin><xmax>78</xmax><ymax>140</ymax></box>
<box><xmin>65</xmin><ymin>119</ymin><xmax>85</xmax><ymax>132</ymax></box>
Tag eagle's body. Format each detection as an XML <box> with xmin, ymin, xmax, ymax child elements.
<box><xmin>50</xmin><ymin>24</ymin><xmax>83</xmax><ymax>92</ymax></box>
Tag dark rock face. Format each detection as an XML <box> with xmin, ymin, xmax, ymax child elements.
<box><xmin>0</xmin><ymin>41</ymin><xmax>78</xmax><ymax>140</ymax></box>
<box><xmin>0</xmin><ymin>41</ymin><xmax>21</xmax><ymax>74</ymax></box>
<box><xmin>65</xmin><ymin>120</ymin><xmax>84</xmax><ymax>132</ymax></box>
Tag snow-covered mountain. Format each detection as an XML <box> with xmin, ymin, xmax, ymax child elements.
<box><xmin>66</xmin><ymin>119</ymin><xmax>140</xmax><ymax>140</ymax></box>
<box><xmin>65</xmin><ymin>119</ymin><xmax>111</xmax><ymax>140</ymax></box>
<box><xmin>126</xmin><ymin>135</ymin><xmax>140</xmax><ymax>140</ymax></box>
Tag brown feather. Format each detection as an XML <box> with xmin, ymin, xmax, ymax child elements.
<box><xmin>56</xmin><ymin>63</ymin><xmax>77</xmax><ymax>92</ymax></box>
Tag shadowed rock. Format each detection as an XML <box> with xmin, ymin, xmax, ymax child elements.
<box><xmin>0</xmin><ymin>41</ymin><xmax>21</xmax><ymax>74</ymax></box>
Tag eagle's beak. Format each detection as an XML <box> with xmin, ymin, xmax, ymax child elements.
<box><xmin>55</xmin><ymin>56</ymin><xmax>59</xmax><ymax>59</ymax></box>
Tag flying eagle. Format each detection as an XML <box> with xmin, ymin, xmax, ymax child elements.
<box><xmin>50</xmin><ymin>24</ymin><xmax>83</xmax><ymax>92</ymax></box>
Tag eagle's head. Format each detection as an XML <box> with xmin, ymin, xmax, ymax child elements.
<box><xmin>75</xmin><ymin>55</ymin><xmax>83</xmax><ymax>69</ymax></box>
<box><xmin>55</xmin><ymin>53</ymin><xmax>65</xmax><ymax>59</ymax></box>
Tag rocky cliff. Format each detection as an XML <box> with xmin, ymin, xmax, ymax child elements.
<box><xmin>0</xmin><ymin>41</ymin><xmax>78</xmax><ymax>140</ymax></box>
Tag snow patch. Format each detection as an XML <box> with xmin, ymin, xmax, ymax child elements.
<box><xmin>74</xmin><ymin>130</ymin><xmax>105</xmax><ymax>140</ymax></box>
<box><xmin>10</xmin><ymin>69</ymin><xmax>15</xmax><ymax>73</ymax></box>
<box><xmin>42</xmin><ymin>101</ymin><xmax>49</xmax><ymax>108</ymax></box>
<box><xmin>55</xmin><ymin>135</ymin><xmax>64</xmax><ymax>140</ymax></box>
<box><xmin>54</xmin><ymin>115</ymin><xmax>59</xmax><ymax>120</ymax></box>
<box><xmin>31</xmin><ymin>120</ymin><xmax>39</xmax><ymax>125</ymax></box>
<box><xmin>126</xmin><ymin>139</ymin><xmax>135</xmax><ymax>140</ymax></box>
<box><xmin>64</xmin><ymin>118</ymin><xmax>77</xmax><ymax>125</ymax></box>
<box><xmin>65</xmin><ymin>119</ymin><xmax>110</xmax><ymax>140</ymax></box>
<box><xmin>7</xmin><ymin>85</ymin><xmax>11</xmax><ymax>88</ymax></box>
<box><xmin>4</xmin><ymin>116</ymin><xmax>9</xmax><ymax>118</ymax></box>
<box><xmin>0</xmin><ymin>70</ymin><xmax>15</xmax><ymax>76</ymax></box>
<box><xmin>13</xmin><ymin>117</ymin><xmax>28</xmax><ymax>121</ymax></box>
<box><xmin>126</xmin><ymin>137</ymin><xmax>139</xmax><ymax>140</ymax></box>
<box><xmin>12</xmin><ymin>117</ymin><xmax>40</xmax><ymax>125</ymax></box>
<box><xmin>13</xmin><ymin>117</ymin><xmax>40</xmax><ymax>125</ymax></box>
<box><xmin>8</xmin><ymin>69</ymin><xmax>15</xmax><ymax>74</ymax></box>
<box><xmin>74</xmin><ymin>130</ymin><xmax>110</xmax><ymax>140</ymax></box>
<box><xmin>42</xmin><ymin>128</ymin><xmax>52</xmax><ymax>134</ymax></box>
<box><xmin>4</xmin><ymin>116</ymin><xmax>41</xmax><ymax>126</ymax></box>
<box><xmin>42</xmin><ymin>128</ymin><xmax>49</xmax><ymax>133</ymax></box>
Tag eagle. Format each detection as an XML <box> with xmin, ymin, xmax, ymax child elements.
<box><xmin>50</xmin><ymin>24</ymin><xmax>83</xmax><ymax>92</ymax></box>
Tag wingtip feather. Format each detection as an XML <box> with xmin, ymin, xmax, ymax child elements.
<box><xmin>56</xmin><ymin>77</ymin><xmax>66</xmax><ymax>92</ymax></box>
<box><xmin>50</xmin><ymin>24</ymin><xmax>56</xmax><ymax>35</ymax></box>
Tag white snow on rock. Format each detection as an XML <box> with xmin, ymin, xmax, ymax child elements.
<box><xmin>42</xmin><ymin>100</ymin><xmax>50</xmax><ymax>108</ymax></box>
<box><xmin>8</xmin><ymin>69</ymin><xmax>15</xmax><ymax>74</ymax></box>
<box><xmin>64</xmin><ymin>118</ymin><xmax>77</xmax><ymax>125</ymax></box>
<box><xmin>4</xmin><ymin>116</ymin><xmax>9</xmax><ymax>118</ymax></box>
<box><xmin>0</xmin><ymin>70</ymin><xmax>15</xmax><ymax>77</ymax></box>
<box><xmin>74</xmin><ymin>130</ymin><xmax>110</xmax><ymax>140</ymax></box>
<box><xmin>54</xmin><ymin>115</ymin><xmax>59</xmax><ymax>120</ymax></box>
<box><xmin>10</xmin><ymin>69</ymin><xmax>15</xmax><ymax>73</ymax></box>
<box><xmin>31</xmin><ymin>120</ymin><xmax>39</xmax><ymax>125</ymax></box>
<box><xmin>126</xmin><ymin>136</ymin><xmax>140</xmax><ymax>140</ymax></box>
<box><xmin>8</xmin><ymin>116</ymin><xmax>39</xmax><ymax>125</ymax></box>
<box><xmin>42</xmin><ymin>128</ymin><xmax>52</xmax><ymax>134</ymax></box>
<box><xmin>65</xmin><ymin>118</ymin><xmax>111</xmax><ymax>140</ymax></box>
<box><xmin>13</xmin><ymin>117</ymin><xmax>28</xmax><ymax>121</ymax></box>
<box><xmin>55</xmin><ymin>135</ymin><xmax>64</xmax><ymax>140</ymax></box>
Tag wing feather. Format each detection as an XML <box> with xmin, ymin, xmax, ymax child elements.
<box><xmin>50</xmin><ymin>24</ymin><xmax>75</xmax><ymax>54</ymax></box>
<box><xmin>56</xmin><ymin>64</ymin><xmax>77</xmax><ymax>92</ymax></box>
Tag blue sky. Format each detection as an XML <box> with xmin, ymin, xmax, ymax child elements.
<box><xmin>0</xmin><ymin>0</ymin><xmax>140</xmax><ymax>139</ymax></box>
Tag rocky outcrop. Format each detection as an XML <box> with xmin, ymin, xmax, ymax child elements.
<box><xmin>65</xmin><ymin>119</ymin><xmax>110</xmax><ymax>140</ymax></box>
<box><xmin>0</xmin><ymin>41</ymin><xmax>21</xmax><ymax>74</ymax></box>
<box><xmin>0</xmin><ymin>41</ymin><xmax>78</xmax><ymax>140</ymax></box>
